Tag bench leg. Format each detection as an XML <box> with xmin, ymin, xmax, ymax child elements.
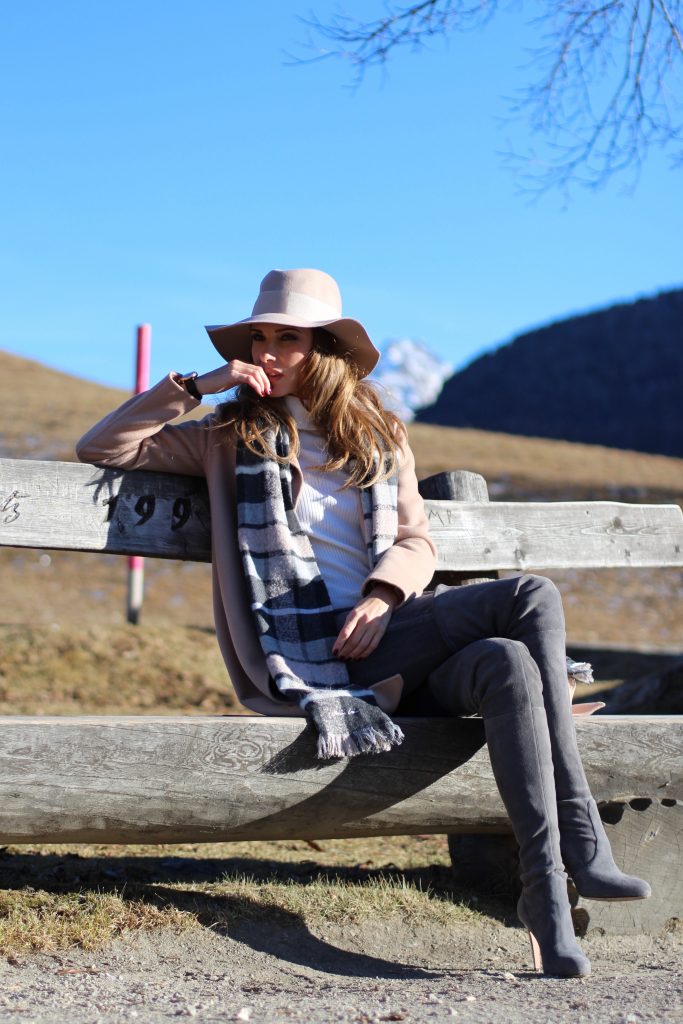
<box><xmin>447</xmin><ymin>833</ymin><xmax>520</xmax><ymax>900</ymax></box>
<box><xmin>572</xmin><ymin>799</ymin><xmax>683</xmax><ymax>935</ymax></box>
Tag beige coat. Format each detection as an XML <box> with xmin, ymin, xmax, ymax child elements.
<box><xmin>76</xmin><ymin>374</ymin><xmax>437</xmax><ymax>715</ymax></box>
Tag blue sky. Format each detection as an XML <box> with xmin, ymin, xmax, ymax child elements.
<box><xmin>1</xmin><ymin>1</ymin><xmax>681</xmax><ymax>390</ymax></box>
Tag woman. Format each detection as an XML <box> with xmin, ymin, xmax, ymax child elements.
<box><xmin>77</xmin><ymin>268</ymin><xmax>650</xmax><ymax>978</ymax></box>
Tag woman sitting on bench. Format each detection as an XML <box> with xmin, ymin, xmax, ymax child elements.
<box><xmin>77</xmin><ymin>268</ymin><xmax>650</xmax><ymax>978</ymax></box>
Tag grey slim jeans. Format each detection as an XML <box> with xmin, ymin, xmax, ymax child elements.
<box><xmin>342</xmin><ymin>574</ymin><xmax>590</xmax><ymax>802</ymax></box>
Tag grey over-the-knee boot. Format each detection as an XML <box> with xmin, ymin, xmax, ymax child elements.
<box><xmin>503</xmin><ymin>575</ymin><xmax>651</xmax><ymax>901</ymax></box>
<box><xmin>428</xmin><ymin>637</ymin><xmax>591</xmax><ymax>977</ymax></box>
<box><xmin>555</xmin><ymin>796</ymin><xmax>651</xmax><ymax>900</ymax></box>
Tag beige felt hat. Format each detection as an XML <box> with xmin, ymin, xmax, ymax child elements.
<box><xmin>205</xmin><ymin>268</ymin><xmax>380</xmax><ymax>378</ymax></box>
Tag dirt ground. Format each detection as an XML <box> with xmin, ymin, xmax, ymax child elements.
<box><xmin>1</xmin><ymin>916</ymin><xmax>681</xmax><ymax>1024</ymax></box>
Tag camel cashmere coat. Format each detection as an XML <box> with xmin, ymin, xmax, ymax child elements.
<box><xmin>76</xmin><ymin>374</ymin><xmax>437</xmax><ymax>716</ymax></box>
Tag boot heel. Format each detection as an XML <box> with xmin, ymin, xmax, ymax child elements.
<box><xmin>517</xmin><ymin>875</ymin><xmax>591</xmax><ymax>977</ymax></box>
<box><xmin>527</xmin><ymin>929</ymin><xmax>542</xmax><ymax>972</ymax></box>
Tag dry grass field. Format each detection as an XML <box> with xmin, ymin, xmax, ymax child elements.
<box><xmin>1</xmin><ymin>347</ymin><xmax>682</xmax><ymax>958</ymax></box>
<box><xmin>0</xmin><ymin>835</ymin><xmax>471</xmax><ymax>957</ymax></box>
<box><xmin>4</xmin><ymin>348</ymin><xmax>683</xmax><ymax>502</ymax></box>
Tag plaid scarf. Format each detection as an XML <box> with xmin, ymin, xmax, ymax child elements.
<box><xmin>236</xmin><ymin>424</ymin><xmax>404</xmax><ymax>759</ymax></box>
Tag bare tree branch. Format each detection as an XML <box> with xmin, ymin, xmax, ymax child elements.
<box><xmin>299</xmin><ymin>0</ymin><xmax>683</xmax><ymax>192</ymax></box>
<box><xmin>298</xmin><ymin>1</ymin><xmax>498</xmax><ymax>82</ymax></box>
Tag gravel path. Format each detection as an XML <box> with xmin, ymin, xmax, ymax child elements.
<box><xmin>1</xmin><ymin>918</ymin><xmax>681</xmax><ymax>1023</ymax></box>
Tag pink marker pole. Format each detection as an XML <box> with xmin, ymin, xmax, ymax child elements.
<box><xmin>127</xmin><ymin>324</ymin><xmax>151</xmax><ymax>625</ymax></box>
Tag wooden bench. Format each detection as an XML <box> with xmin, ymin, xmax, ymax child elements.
<box><xmin>1</xmin><ymin>457</ymin><xmax>682</xmax><ymax>935</ymax></box>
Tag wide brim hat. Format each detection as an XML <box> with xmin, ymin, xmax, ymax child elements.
<box><xmin>205</xmin><ymin>268</ymin><xmax>380</xmax><ymax>378</ymax></box>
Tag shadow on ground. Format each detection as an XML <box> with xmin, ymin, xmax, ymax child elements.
<box><xmin>0</xmin><ymin>848</ymin><xmax>516</xmax><ymax>977</ymax></box>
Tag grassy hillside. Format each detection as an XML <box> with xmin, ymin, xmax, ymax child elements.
<box><xmin>4</xmin><ymin>348</ymin><xmax>683</xmax><ymax>502</ymax></box>
<box><xmin>409</xmin><ymin>422</ymin><xmax>683</xmax><ymax>503</ymax></box>
<box><xmin>1</xmin><ymin>350</ymin><xmax>128</xmax><ymax>461</ymax></box>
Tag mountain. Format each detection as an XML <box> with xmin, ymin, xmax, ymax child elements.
<box><xmin>417</xmin><ymin>289</ymin><xmax>683</xmax><ymax>458</ymax></box>
<box><xmin>371</xmin><ymin>338</ymin><xmax>452</xmax><ymax>421</ymax></box>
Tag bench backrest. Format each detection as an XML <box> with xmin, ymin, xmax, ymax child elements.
<box><xmin>1</xmin><ymin>458</ymin><xmax>682</xmax><ymax>571</ymax></box>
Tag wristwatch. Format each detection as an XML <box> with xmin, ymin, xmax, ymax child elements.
<box><xmin>175</xmin><ymin>371</ymin><xmax>202</xmax><ymax>402</ymax></box>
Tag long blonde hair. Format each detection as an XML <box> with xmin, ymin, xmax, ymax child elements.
<box><xmin>213</xmin><ymin>329</ymin><xmax>404</xmax><ymax>488</ymax></box>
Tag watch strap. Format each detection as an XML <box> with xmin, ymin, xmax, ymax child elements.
<box><xmin>175</xmin><ymin>371</ymin><xmax>202</xmax><ymax>402</ymax></box>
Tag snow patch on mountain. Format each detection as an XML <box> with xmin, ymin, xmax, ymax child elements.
<box><xmin>371</xmin><ymin>338</ymin><xmax>452</xmax><ymax>421</ymax></box>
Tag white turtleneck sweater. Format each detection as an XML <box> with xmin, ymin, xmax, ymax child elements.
<box><xmin>285</xmin><ymin>396</ymin><xmax>369</xmax><ymax>610</ymax></box>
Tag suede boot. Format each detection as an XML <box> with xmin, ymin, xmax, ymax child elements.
<box><xmin>484</xmin><ymin>707</ymin><xmax>591</xmax><ymax>977</ymax></box>
<box><xmin>428</xmin><ymin>636</ymin><xmax>591</xmax><ymax>976</ymax></box>
<box><xmin>498</xmin><ymin>577</ymin><xmax>651</xmax><ymax>901</ymax></box>
<box><xmin>517</xmin><ymin>873</ymin><xmax>591</xmax><ymax>976</ymax></box>
<box><xmin>558</xmin><ymin>796</ymin><xmax>652</xmax><ymax>900</ymax></box>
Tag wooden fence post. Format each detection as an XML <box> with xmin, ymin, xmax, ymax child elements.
<box><xmin>127</xmin><ymin>323</ymin><xmax>151</xmax><ymax>624</ymax></box>
<box><xmin>418</xmin><ymin>469</ymin><xmax>498</xmax><ymax>587</ymax></box>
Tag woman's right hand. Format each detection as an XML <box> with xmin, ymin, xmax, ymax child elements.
<box><xmin>194</xmin><ymin>361</ymin><xmax>272</xmax><ymax>398</ymax></box>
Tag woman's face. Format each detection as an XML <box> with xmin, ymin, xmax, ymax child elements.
<box><xmin>250</xmin><ymin>324</ymin><xmax>314</xmax><ymax>398</ymax></box>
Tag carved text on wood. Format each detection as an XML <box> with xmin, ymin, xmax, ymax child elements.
<box><xmin>1</xmin><ymin>490</ymin><xmax>25</xmax><ymax>525</ymax></box>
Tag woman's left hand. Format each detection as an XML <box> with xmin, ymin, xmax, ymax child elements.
<box><xmin>332</xmin><ymin>584</ymin><xmax>400</xmax><ymax>660</ymax></box>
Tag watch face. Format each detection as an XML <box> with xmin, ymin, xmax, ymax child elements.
<box><xmin>178</xmin><ymin>372</ymin><xmax>201</xmax><ymax>400</ymax></box>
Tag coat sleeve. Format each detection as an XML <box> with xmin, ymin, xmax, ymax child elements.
<box><xmin>361</xmin><ymin>435</ymin><xmax>437</xmax><ymax>605</ymax></box>
<box><xmin>75</xmin><ymin>373</ymin><xmax>214</xmax><ymax>476</ymax></box>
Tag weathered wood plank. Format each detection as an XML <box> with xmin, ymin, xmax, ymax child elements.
<box><xmin>425</xmin><ymin>499</ymin><xmax>683</xmax><ymax>569</ymax></box>
<box><xmin>0</xmin><ymin>715</ymin><xmax>679</xmax><ymax>845</ymax></box>
<box><xmin>0</xmin><ymin>459</ymin><xmax>212</xmax><ymax>561</ymax></box>
<box><xmin>575</xmin><ymin>801</ymin><xmax>683</xmax><ymax>934</ymax></box>
<box><xmin>2</xmin><ymin>459</ymin><xmax>682</xmax><ymax>569</ymax></box>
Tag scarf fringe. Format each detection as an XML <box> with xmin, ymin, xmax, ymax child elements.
<box><xmin>566</xmin><ymin>656</ymin><xmax>594</xmax><ymax>685</ymax></box>
<box><xmin>316</xmin><ymin>722</ymin><xmax>405</xmax><ymax>760</ymax></box>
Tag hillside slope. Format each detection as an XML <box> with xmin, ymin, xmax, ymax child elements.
<box><xmin>2</xmin><ymin>350</ymin><xmax>128</xmax><ymax>461</ymax></box>
<box><xmin>418</xmin><ymin>289</ymin><xmax>683</xmax><ymax>458</ymax></box>
<box><xmin>4</xmin><ymin>348</ymin><xmax>683</xmax><ymax>502</ymax></box>
<box><xmin>1</xmin><ymin>350</ymin><xmax>208</xmax><ymax>461</ymax></box>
